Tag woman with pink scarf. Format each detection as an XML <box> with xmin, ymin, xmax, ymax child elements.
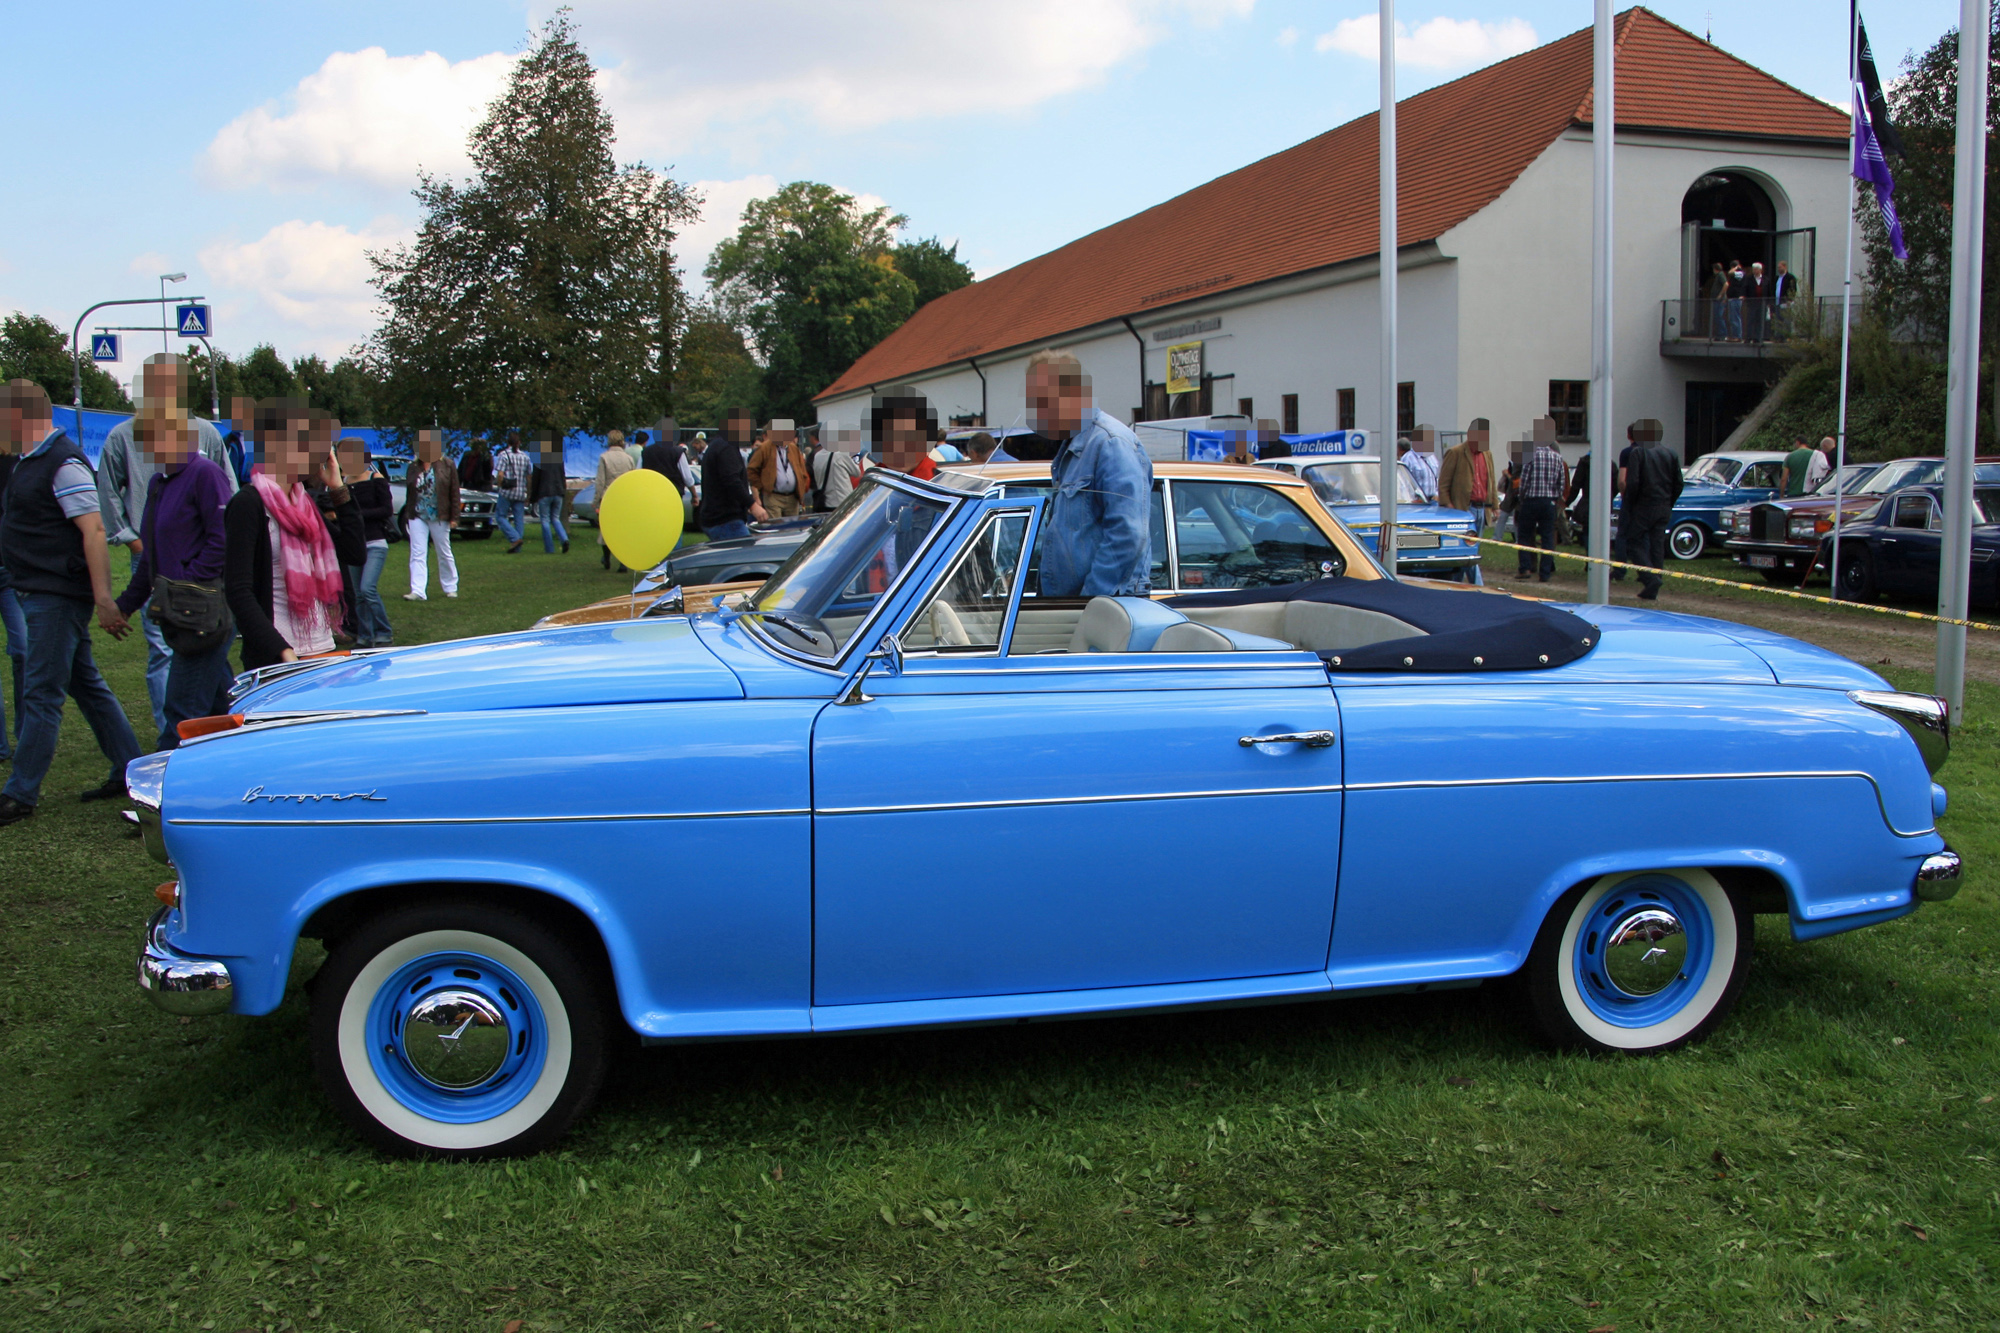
<box><xmin>224</xmin><ymin>404</ymin><xmax>362</xmax><ymax>669</ymax></box>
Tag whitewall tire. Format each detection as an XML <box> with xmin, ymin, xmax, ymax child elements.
<box><xmin>309</xmin><ymin>902</ymin><xmax>610</xmax><ymax>1157</ymax></box>
<box><xmin>1526</xmin><ymin>869</ymin><xmax>1751</xmax><ymax>1053</ymax></box>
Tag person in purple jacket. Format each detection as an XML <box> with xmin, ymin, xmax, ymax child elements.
<box><xmin>115</xmin><ymin>408</ymin><xmax>235</xmax><ymax>750</ymax></box>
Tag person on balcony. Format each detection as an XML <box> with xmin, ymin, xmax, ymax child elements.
<box><xmin>1744</xmin><ymin>262</ymin><xmax>1771</xmax><ymax>343</ymax></box>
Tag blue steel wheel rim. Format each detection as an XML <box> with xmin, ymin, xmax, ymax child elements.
<box><xmin>364</xmin><ymin>950</ymin><xmax>548</xmax><ymax>1124</ymax></box>
<box><xmin>1571</xmin><ymin>875</ymin><xmax>1715</xmax><ymax>1029</ymax></box>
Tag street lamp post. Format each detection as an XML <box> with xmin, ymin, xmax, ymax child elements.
<box><xmin>158</xmin><ymin>272</ymin><xmax>186</xmax><ymax>353</ymax></box>
<box><xmin>69</xmin><ymin>296</ymin><xmax>206</xmax><ymax>436</ymax></box>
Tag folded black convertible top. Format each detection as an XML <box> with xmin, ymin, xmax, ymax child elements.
<box><xmin>1164</xmin><ymin>578</ymin><xmax>1601</xmax><ymax>672</ymax></box>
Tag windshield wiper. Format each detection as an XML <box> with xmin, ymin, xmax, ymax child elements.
<box><xmin>745</xmin><ymin>610</ymin><xmax>826</xmax><ymax>645</ymax></box>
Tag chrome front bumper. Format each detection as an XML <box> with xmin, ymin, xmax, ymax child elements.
<box><xmin>138</xmin><ymin>908</ymin><xmax>234</xmax><ymax>1016</ymax></box>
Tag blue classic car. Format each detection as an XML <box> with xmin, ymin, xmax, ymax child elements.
<box><xmin>1828</xmin><ymin>481</ymin><xmax>2000</xmax><ymax>604</ymax></box>
<box><xmin>1257</xmin><ymin>456</ymin><xmax>1482</xmax><ymax>578</ymax></box>
<box><xmin>131</xmin><ymin>465</ymin><xmax>1961</xmax><ymax>1156</ymax></box>
<box><xmin>1612</xmin><ymin>449</ymin><xmax>1787</xmax><ymax>561</ymax></box>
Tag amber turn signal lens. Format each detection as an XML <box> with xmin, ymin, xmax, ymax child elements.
<box><xmin>177</xmin><ymin>713</ymin><xmax>245</xmax><ymax>740</ymax></box>
<box><xmin>155</xmin><ymin>881</ymin><xmax>180</xmax><ymax>908</ymax></box>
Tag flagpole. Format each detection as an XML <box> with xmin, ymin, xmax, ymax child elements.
<box><xmin>1586</xmin><ymin>0</ymin><xmax>1614</xmax><ymax>606</ymax></box>
<box><xmin>1833</xmin><ymin>1</ymin><xmax>1858</xmax><ymax>598</ymax></box>
<box><xmin>1937</xmin><ymin>0</ymin><xmax>1989</xmax><ymax>717</ymax></box>
<box><xmin>1378</xmin><ymin>0</ymin><xmax>1399</xmax><ymax>579</ymax></box>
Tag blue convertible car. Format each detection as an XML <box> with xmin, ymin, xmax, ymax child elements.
<box><xmin>131</xmin><ymin>465</ymin><xmax>1961</xmax><ymax>1156</ymax></box>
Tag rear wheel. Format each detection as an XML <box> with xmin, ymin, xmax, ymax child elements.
<box><xmin>1836</xmin><ymin>549</ymin><xmax>1877</xmax><ymax>602</ymax></box>
<box><xmin>1525</xmin><ymin>869</ymin><xmax>1751</xmax><ymax>1053</ymax></box>
<box><xmin>1668</xmin><ymin>521</ymin><xmax>1708</xmax><ymax>561</ymax></box>
<box><xmin>309</xmin><ymin>900</ymin><xmax>610</xmax><ymax>1157</ymax></box>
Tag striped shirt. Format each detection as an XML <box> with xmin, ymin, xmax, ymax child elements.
<box><xmin>27</xmin><ymin>431</ymin><xmax>101</xmax><ymax>519</ymax></box>
<box><xmin>1520</xmin><ymin>444</ymin><xmax>1568</xmax><ymax>500</ymax></box>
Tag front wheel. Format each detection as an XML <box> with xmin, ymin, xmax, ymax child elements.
<box><xmin>1668</xmin><ymin>521</ymin><xmax>1708</xmax><ymax>561</ymax></box>
<box><xmin>1836</xmin><ymin>549</ymin><xmax>1877</xmax><ymax>602</ymax></box>
<box><xmin>1524</xmin><ymin>869</ymin><xmax>1751</xmax><ymax>1053</ymax></box>
<box><xmin>310</xmin><ymin>901</ymin><xmax>611</xmax><ymax>1157</ymax></box>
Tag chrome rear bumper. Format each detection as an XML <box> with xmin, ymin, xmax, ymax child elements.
<box><xmin>1916</xmin><ymin>848</ymin><xmax>1962</xmax><ymax>903</ymax></box>
<box><xmin>138</xmin><ymin>908</ymin><xmax>234</xmax><ymax>1016</ymax></box>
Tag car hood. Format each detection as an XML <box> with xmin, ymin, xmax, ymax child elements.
<box><xmin>237</xmin><ymin>620</ymin><xmax>744</xmax><ymax>714</ymax></box>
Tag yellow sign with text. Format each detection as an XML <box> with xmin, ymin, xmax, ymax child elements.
<box><xmin>1165</xmin><ymin>340</ymin><xmax>1203</xmax><ymax>396</ymax></box>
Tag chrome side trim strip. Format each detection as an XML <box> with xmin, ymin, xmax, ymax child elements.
<box><xmin>818</xmin><ymin>784</ymin><xmax>1346</xmax><ymax>816</ymax></box>
<box><xmin>899</xmin><ymin>658</ymin><xmax>1316</xmax><ymax>677</ymax></box>
<box><xmin>1346</xmin><ymin>769</ymin><xmax>1934</xmax><ymax>838</ymax></box>
<box><xmin>171</xmin><ymin>806</ymin><xmax>811</xmax><ymax>828</ymax></box>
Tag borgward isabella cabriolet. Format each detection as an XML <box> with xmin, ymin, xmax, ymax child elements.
<box><xmin>131</xmin><ymin>464</ymin><xmax>1962</xmax><ymax>1156</ymax></box>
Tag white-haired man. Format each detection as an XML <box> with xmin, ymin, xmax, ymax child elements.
<box><xmin>1026</xmin><ymin>350</ymin><xmax>1153</xmax><ymax>597</ymax></box>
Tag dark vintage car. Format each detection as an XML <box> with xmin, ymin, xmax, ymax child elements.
<box><xmin>1720</xmin><ymin>457</ymin><xmax>2000</xmax><ymax>584</ymax></box>
<box><xmin>1828</xmin><ymin>482</ymin><xmax>2000</xmax><ymax>604</ymax></box>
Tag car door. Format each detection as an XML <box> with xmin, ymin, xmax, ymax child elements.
<box><xmin>1878</xmin><ymin>492</ymin><xmax>1937</xmax><ymax>596</ymax></box>
<box><xmin>810</xmin><ymin>500</ymin><xmax>1343</xmax><ymax>1009</ymax></box>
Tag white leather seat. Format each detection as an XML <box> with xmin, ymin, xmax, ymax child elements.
<box><xmin>1152</xmin><ymin>621</ymin><xmax>1295</xmax><ymax>653</ymax></box>
<box><xmin>1067</xmin><ymin>596</ymin><xmax>1188</xmax><ymax>653</ymax></box>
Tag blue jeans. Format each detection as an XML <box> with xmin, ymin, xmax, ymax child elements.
<box><xmin>354</xmin><ymin>544</ymin><xmax>392</xmax><ymax>645</ymax></box>
<box><xmin>1723</xmin><ymin>299</ymin><xmax>1743</xmax><ymax>340</ymax></box>
<box><xmin>129</xmin><ymin>548</ymin><xmax>170</xmax><ymax>736</ymax></box>
<box><xmin>495</xmin><ymin>496</ymin><xmax>526</xmax><ymax>543</ymax></box>
<box><xmin>1460</xmin><ymin>506</ymin><xmax>1487</xmax><ymax>585</ymax></box>
<box><xmin>3</xmin><ymin>593</ymin><xmax>142</xmax><ymax>807</ymax></box>
<box><xmin>157</xmin><ymin>635</ymin><xmax>234</xmax><ymax>752</ymax></box>
<box><xmin>706</xmin><ymin>519</ymin><xmax>750</xmax><ymax>542</ymax></box>
<box><xmin>536</xmin><ymin>496</ymin><xmax>569</xmax><ymax>552</ymax></box>
<box><xmin>0</xmin><ymin>576</ymin><xmax>26</xmax><ymax>756</ymax></box>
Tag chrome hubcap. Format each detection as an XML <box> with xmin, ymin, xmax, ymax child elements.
<box><xmin>1601</xmin><ymin>908</ymin><xmax>1687</xmax><ymax>997</ymax></box>
<box><xmin>400</xmin><ymin>989</ymin><xmax>511</xmax><ymax>1089</ymax></box>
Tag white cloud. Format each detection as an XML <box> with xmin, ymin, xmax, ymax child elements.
<box><xmin>1316</xmin><ymin>14</ymin><xmax>1536</xmax><ymax>71</ymax></box>
<box><xmin>563</xmin><ymin>0</ymin><xmax>1253</xmax><ymax>154</ymax></box>
<box><xmin>200</xmin><ymin>48</ymin><xmax>517</xmax><ymax>192</ymax></box>
<box><xmin>197</xmin><ymin>217</ymin><xmax>410</xmax><ymax>356</ymax></box>
<box><xmin>1277</xmin><ymin>26</ymin><xmax>1299</xmax><ymax>48</ymax></box>
<box><xmin>676</xmin><ymin>175</ymin><xmax>780</xmax><ymax>286</ymax></box>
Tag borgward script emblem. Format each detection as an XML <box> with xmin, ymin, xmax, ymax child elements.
<box><xmin>241</xmin><ymin>786</ymin><xmax>387</xmax><ymax>805</ymax></box>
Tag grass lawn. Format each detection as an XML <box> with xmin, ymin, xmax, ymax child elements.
<box><xmin>2</xmin><ymin>522</ymin><xmax>1995</xmax><ymax>1331</ymax></box>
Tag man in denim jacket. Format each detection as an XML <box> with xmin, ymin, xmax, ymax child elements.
<box><xmin>1028</xmin><ymin>349</ymin><xmax>1153</xmax><ymax>597</ymax></box>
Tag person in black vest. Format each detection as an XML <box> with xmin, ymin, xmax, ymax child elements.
<box><xmin>0</xmin><ymin>379</ymin><xmax>144</xmax><ymax>827</ymax></box>
<box><xmin>698</xmin><ymin>408</ymin><xmax>766</xmax><ymax>541</ymax></box>
<box><xmin>1618</xmin><ymin>418</ymin><xmax>1683</xmax><ymax>601</ymax></box>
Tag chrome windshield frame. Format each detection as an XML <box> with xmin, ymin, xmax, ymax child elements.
<box><xmin>735</xmin><ymin>471</ymin><xmax>980</xmax><ymax>672</ymax></box>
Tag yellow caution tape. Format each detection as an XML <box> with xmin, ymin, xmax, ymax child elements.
<box><xmin>1388</xmin><ymin>524</ymin><xmax>2000</xmax><ymax>633</ymax></box>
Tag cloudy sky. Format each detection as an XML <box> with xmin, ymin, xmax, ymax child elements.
<box><xmin>2</xmin><ymin>1</ymin><xmax>1962</xmax><ymax>369</ymax></box>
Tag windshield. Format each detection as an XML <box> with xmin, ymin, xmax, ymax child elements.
<box><xmin>1811</xmin><ymin>463</ymin><xmax>1880</xmax><ymax>496</ymax></box>
<box><xmin>1686</xmin><ymin>455</ymin><xmax>1744</xmax><ymax>486</ymax></box>
<box><xmin>1302</xmin><ymin>460</ymin><xmax>1417</xmax><ymax>507</ymax></box>
<box><xmin>744</xmin><ymin>475</ymin><xmax>954</xmax><ymax>660</ymax></box>
<box><xmin>1857</xmin><ymin>458</ymin><xmax>1945</xmax><ymax>494</ymax></box>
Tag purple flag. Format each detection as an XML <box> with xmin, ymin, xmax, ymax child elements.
<box><xmin>1854</xmin><ymin>84</ymin><xmax>1907</xmax><ymax>260</ymax></box>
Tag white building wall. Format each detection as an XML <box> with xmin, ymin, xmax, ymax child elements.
<box><xmin>1441</xmin><ymin>128</ymin><xmax>1848</xmax><ymax>456</ymax></box>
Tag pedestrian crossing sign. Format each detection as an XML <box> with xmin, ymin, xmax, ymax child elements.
<box><xmin>175</xmin><ymin>303</ymin><xmax>211</xmax><ymax>337</ymax></box>
<box><xmin>90</xmin><ymin>334</ymin><xmax>120</xmax><ymax>362</ymax></box>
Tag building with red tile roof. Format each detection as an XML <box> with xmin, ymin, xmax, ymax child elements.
<box><xmin>814</xmin><ymin>8</ymin><xmax>1848</xmax><ymax>468</ymax></box>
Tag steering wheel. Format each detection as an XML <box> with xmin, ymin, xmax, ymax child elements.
<box><xmin>929</xmin><ymin>600</ymin><xmax>971</xmax><ymax>647</ymax></box>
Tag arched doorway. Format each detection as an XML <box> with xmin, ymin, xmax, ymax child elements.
<box><xmin>1678</xmin><ymin>171</ymin><xmax>1816</xmax><ymax>338</ymax></box>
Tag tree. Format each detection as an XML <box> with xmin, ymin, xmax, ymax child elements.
<box><xmin>706</xmin><ymin>181</ymin><xmax>918</xmax><ymax>422</ymax></box>
<box><xmin>180</xmin><ymin>343</ymin><xmax>245</xmax><ymax>418</ymax></box>
<box><xmin>296</xmin><ymin>354</ymin><xmax>385</xmax><ymax>426</ymax></box>
<box><xmin>0</xmin><ymin>313</ymin><xmax>132</xmax><ymax>411</ymax></box>
<box><xmin>675</xmin><ymin>301</ymin><xmax>764</xmax><ymax>428</ymax></box>
<box><xmin>239</xmin><ymin>344</ymin><xmax>300</xmax><ymax>400</ymax></box>
<box><xmin>893</xmin><ymin>237</ymin><xmax>974</xmax><ymax>310</ymax></box>
<box><xmin>367</xmin><ymin>11</ymin><xmax>698</xmax><ymax>436</ymax></box>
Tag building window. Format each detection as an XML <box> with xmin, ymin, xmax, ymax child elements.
<box><xmin>1282</xmin><ymin>394</ymin><xmax>1300</xmax><ymax>434</ymax></box>
<box><xmin>1549</xmin><ymin>380</ymin><xmax>1589</xmax><ymax>441</ymax></box>
<box><xmin>1397</xmin><ymin>382</ymin><xmax>1415</xmax><ymax>434</ymax></box>
<box><xmin>1336</xmin><ymin>388</ymin><xmax>1356</xmax><ymax>431</ymax></box>
<box><xmin>1238</xmin><ymin>397</ymin><xmax>1254</xmax><ymax>419</ymax></box>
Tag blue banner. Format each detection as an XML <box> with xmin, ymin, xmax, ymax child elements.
<box><xmin>1183</xmin><ymin>428</ymin><xmax>1369</xmax><ymax>461</ymax></box>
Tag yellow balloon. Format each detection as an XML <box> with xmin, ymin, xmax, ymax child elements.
<box><xmin>598</xmin><ymin>466</ymin><xmax>685</xmax><ymax>571</ymax></box>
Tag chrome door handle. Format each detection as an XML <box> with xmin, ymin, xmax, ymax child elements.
<box><xmin>1239</xmin><ymin>730</ymin><xmax>1337</xmax><ymax>748</ymax></box>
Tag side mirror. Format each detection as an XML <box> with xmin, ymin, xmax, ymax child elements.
<box><xmin>640</xmin><ymin>584</ymin><xmax>685</xmax><ymax>618</ymax></box>
<box><xmin>836</xmin><ymin>632</ymin><xmax>903</xmax><ymax>706</ymax></box>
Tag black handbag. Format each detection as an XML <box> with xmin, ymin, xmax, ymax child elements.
<box><xmin>148</xmin><ymin>576</ymin><xmax>233</xmax><ymax>656</ymax></box>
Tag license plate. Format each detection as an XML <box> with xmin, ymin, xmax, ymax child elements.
<box><xmin>1397</xmin><ymin>532</ymin><xmax>1441</xmax><ymax>549</ymax></box>
<box><xmin>1749</xmin><ymin>554</ymin><xmax>1776</xmax><ymax>568</ymax></box>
